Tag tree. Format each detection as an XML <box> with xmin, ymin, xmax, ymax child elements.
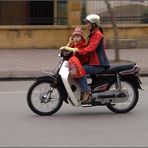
<box><xmin>104</xmin><ymin>0</ymin><xmax>120</xmax><ymax>61</ymax></box>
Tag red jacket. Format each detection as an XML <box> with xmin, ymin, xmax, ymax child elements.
<box><xmin>78</xmin><ymin>29</ymin><xmax>109</xmax><ymax>67</ymax></box>
<box><xmin>71</xmin><ymin>39</ymin><xmax>89</xmax><ymax>65</ymax></box>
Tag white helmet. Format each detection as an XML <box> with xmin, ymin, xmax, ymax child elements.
<box><xmin>85</xmin><ymin>14</ymin><xmax>101</xmax><ymax>26</ymax></box>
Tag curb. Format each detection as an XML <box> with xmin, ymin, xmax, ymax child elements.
<box><xmin>0</xmin><ymin>70</ymin><xmax>50</xmax><ymax>81</ymax></box>
<box><xmin>0</xmin><ymin>71</ymin><xmax>147</xmax><ymax>81</ymax></box>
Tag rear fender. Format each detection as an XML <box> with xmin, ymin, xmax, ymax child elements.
<box><xmin>37</xmin><ymin>75</ymin><xmax>68</xmax><ymax>104</ymax></box>
<box><xmin>134</xmin><ymin>76</ymin><xmax>143</xmax><ymax>90</ymax></box>
<box><xmin>121</xmin><ymin>75</ymin><xmax>142</xmax><ymax>90</ymax></box>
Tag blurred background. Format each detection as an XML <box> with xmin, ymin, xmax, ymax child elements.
<box><xmin>0</xmin><ymin>0</ymin><xmax>148</xmax><ymax>49</ymax></box>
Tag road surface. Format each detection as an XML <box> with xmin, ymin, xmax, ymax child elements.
<box><xmin>0</xmin><ymin>78</ymin><xmax>147</xmax><ymax>147</ymax></box>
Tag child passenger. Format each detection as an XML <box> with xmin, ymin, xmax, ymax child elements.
<box><xmin>60</xmin><ymin>26</ymin><xmax>89</xmax><ymax>65</ymax></box>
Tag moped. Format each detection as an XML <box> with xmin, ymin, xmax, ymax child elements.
<box><xmin>27</xmin><ymin>50</ymin><xmax>142</xmax><ymax>116</ymax></box>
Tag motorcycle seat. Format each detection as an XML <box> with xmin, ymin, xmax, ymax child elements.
<box><xmin>101</xmin><ymin>63</ymin><xmax>136</xmax><ymax>74</ymax></box>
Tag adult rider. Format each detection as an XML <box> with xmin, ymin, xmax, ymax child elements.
<box><xmin>63</xmin><ymin>14</ymin><xmax>110</xmax><ymax>104</ymax></box>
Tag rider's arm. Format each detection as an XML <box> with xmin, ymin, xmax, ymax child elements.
<box><xmin>59</xmin><ymin>46</ymin><xmax>78</xmax><ymax>52</ymax></box>
<box><xmin>65</xmin><ymin>47</ymin><xmax>78</xmax><ymax>52</ymax></box>
<box><xmin>78</xmin><ymin>31</ymin><xmax>103</xmax><ymax>55</ymax></box>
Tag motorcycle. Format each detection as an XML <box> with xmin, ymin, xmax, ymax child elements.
<box><xmin>27</xmin><ymin>50</ymin><xmax>142</xmax><ymax>116</ymax></box>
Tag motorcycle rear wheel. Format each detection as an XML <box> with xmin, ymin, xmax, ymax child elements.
<box><xmin>107</xmin><ymin>80</ymin><xmax>139</xmax><ymax>113</ymax></box>
<box><xmin>27</xmin><ymin>80</ymin><xmax>63</xmax><ymax>116</ymax></box>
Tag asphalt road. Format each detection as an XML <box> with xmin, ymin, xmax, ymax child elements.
<box><xmin>0</xmin><ymin>77</ymin><xmax>147</xmax><ymax>147</ymax></box>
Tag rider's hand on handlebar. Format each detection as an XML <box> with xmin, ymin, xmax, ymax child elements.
<box><xmin>74</xmin><ymin>51</ymin><xmax>80</xmax><ymax>56</ymax></box>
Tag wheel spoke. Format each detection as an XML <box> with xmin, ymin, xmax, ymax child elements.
<box><xmin>27</xmin><ymin>81</ymin><xmax>63</xmax><ymax>115</ymax></box>
<box><xmin>108</xmin><ymin>80</ymin><xmax>138</xmax><ymax>113</ymax></box>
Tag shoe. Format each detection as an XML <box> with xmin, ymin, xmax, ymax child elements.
<box><xmin>81</xmin><ymin>91</ymin><xmax>91</xmax><ymax>104</ymax></box>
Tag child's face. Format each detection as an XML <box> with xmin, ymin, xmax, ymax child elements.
<box><xmin>73</xmin><ymin>35</ymin><xmax>82</xmax><ymax>43</ymax></box>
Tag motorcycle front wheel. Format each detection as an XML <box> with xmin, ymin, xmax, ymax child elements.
<box><xmin>27</xmin><ymin>80</ymin><xmax>63</xmax><ymax>116</ymax></box>
<box><xmin>106</xmin><ymin>79</ymin><xmax>139</xmax><ymax>113</ymax></box>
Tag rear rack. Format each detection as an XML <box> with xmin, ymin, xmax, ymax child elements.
<box><xmin>119</xmin><ymin>64</ymin><xmax>140</xmax><ymax>75</ymax></box>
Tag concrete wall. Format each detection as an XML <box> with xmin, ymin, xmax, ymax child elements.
<box><xmin>0</xmin><ymin>25</ymin><xmax>72</xmax><ymax>49</ymax></box>
<box><xmin>0</xmin><ymin>24</ymin><xmax>147</xmax><ymax>49</ymax></box>
<box><xmin>104</xmin><ymin>24</ymin><xmax>148</xmax><ymax>48</ymax></box>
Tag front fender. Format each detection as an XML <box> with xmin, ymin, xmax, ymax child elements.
<box><xmin>37</xmin><ymin>75</ymin><xmax>56</xmax><ymax>82</ymax></box>
<box><xmin>37</xmin><ymin>75</ymin><xmax>68</xmax><ymax>104</ymax></box>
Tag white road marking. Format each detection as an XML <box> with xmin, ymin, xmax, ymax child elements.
<box><xmin>0</xmin><ymin>91</ymin><xmax>27</xmax><ymax>94</ymax></box>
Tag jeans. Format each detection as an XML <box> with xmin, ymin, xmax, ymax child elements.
<box><xmin>78</xmin><ymin>65</ymin><xmax>105</xmax><ymax>92</ymax></box>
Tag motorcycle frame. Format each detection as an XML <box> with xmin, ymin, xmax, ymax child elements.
<box><xmin>40</xmin><ymin>57</ymin><xmax>142</xmax><ymax>107</ymax></box>
<box><xmin>59</xmin><ymin>60</ymin><xmax>82</xmax><ymax>107</ymax></box>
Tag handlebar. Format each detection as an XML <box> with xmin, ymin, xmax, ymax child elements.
<box><xmin>59</xmin><ymin>50</ymin><xmax>73</xmax><ymax>60</ymax></box>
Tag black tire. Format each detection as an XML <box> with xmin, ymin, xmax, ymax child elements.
<box><xmin>27</xmin><ymin>80</ymin><xmax>63</xmax><ymax>116</ymax></box>
<box><xmin>107</xmin><ymin>79</ymin><xmax>139</xmax><ymax>113</ymax></box>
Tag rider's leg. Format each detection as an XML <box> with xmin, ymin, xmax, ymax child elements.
<box><xmin>78</xmin><ymin>76</ymin><xmax>90</xmax><ymax>92</ymax></box>
<box><xmin>79</xmin><ymin>65</ymin><xmax>105</xmax><ymax>103</ymax></box>
<box><xmin>83</xmin><ymin>65</ymin><xmax>105</xmax><ymax>75</ymax></box>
